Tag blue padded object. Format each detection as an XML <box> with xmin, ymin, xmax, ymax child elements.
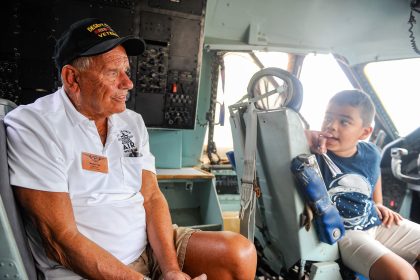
<box><xmin>291</xmin><ymin>154</ymin><xmax>345</xmax><ymax>245</ymax></box>
<box><xmin>226</xmin><ymin>151</ymin><xmax>236</xmax><ymax>170</ymax></box>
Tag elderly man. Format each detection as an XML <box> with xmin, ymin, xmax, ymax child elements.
<box><xmin>5</xmin><ymin>18</ymin><xmax>256</xmax><ymax>280</ymax></box>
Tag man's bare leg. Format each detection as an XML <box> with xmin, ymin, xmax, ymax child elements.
<box><xmin>183</xmin><ymin>231</ymin><xmax>257</xmax><ymax>280</ymax></box>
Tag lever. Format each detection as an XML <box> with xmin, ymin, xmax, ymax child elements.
<box><xmin>390</xmin><ymin>148</ymin><xmax>420</xmax><ymax>185</ymax></box>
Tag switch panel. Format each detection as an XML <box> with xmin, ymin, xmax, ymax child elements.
<box><xmin>1</xmin><ymin>0</ymin><xmax>206</xmax><ymax>129</ymax></box>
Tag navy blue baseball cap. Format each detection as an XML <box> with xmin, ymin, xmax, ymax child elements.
<box><xmin>54</xmin><ymin>18</ymin><xmax>146</xmax><ymax>70</ymax></box>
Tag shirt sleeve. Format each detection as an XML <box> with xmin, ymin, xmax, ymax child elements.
<box><xmin>5</xmin><ymin>108</ymin><xmax>68</xmax><ymax>192</ymax></box>
<box><xmin>136</xmin><ymin>114</ymin><xmax>156</xmax><ymax>174</ymax></box>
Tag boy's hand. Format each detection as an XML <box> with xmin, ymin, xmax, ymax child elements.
<box><xmin>375</xmin><ymin>203</ymin><xmax>403</xmax><ymax>227</ymax></box>
<box><xmin>304</xmin><ymin>130</ymin><xmax>333</xmax><ymax>154</ymax></box>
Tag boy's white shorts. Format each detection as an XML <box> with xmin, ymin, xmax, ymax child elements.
<box><xmin>339</xmin><ymin>219</ymin><xmax>420</xmax><ymax>277</ymax></box>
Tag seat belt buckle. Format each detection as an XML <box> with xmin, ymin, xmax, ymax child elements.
<box><xmin>240</xmin><ymin>178</ymin><xmax>262</xmax><ymax>198</ymax></box>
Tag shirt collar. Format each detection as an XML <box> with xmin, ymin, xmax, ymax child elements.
<box><xmin>59</xmin><ymin>88</ymin><xmax>124</xmax><ymax>130</ymax></box>
<box><xmin>60</xmin><ymin>88</ymin><xmax>90</xmax><ymax>126</ymax></box>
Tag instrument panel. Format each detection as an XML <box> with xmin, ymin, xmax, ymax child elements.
<box><xmin>0</xmin><ymin>0</ymin><xmax>206</xmax><ymax>129</ymax></box>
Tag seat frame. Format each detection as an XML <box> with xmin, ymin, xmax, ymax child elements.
<box><xmin>0</xmin><ymin>114</ymin><xmax>37</xmax><ymax>279</ymax></box>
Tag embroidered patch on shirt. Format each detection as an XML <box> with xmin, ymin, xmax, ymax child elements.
<box><xmin>117</xmin><ymin>130</ymin><xmax>141</xmax><ymax>157</ymax></box>
<box><xmin>81</xmin><ymin>152</ymin><xmax>109</xmax><ymax>173</ymax></box>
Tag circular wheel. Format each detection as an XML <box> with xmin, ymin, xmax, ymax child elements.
<box><xmin>247</xmin><ymin>67</ymin><xmax>303</xmax><ymax>111</ymax></box>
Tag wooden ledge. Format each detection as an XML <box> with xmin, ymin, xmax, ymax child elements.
<box><xmin>156</xmin><ymin>167</ymin><xmax>214</xmax><ymax>180</ymax></box>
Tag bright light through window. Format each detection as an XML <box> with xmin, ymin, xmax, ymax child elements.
<box><xmin>299</xmin><ymin>53</ymin><xmax>354</xmax><ymax>131</ymax></box>
<box><xmin>210</xmin><ymin>52</ymin><xmax>288</xmax><ymax>153</ymax></box>
<box><xmin>365</xmin><ymin>59</ymin><xmax>420</xmax><ymax>137</ymax></box>
<box><xmin>206</xmin><ymin>52</ymin><xmax>420</xmax><ymax>161</ymax></box>
<box><xmin>208</xmin><ymin>52</ymin><xmax>354</xmax><ymax>157</ymax></box>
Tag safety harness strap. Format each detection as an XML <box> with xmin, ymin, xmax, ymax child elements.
<box><xmin>239</xmin><ymin>103</ymin><xmax>258</xmax><ymax>241</ymax></box>
<box><xmin>231</xmin><ymin>86</ymin><xmax>287</xmax><ymax>241</ymax></box>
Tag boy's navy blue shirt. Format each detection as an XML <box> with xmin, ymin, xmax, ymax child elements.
<box><xmin>316</xmin><ymin>141</ymin><xmax>382</xmax><ymax>230</ymax></box>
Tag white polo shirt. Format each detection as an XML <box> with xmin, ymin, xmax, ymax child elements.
<box><xmin>5</xmin><ymin>88</ymin><xmax>156</xmax><ymax>277</ymax></box>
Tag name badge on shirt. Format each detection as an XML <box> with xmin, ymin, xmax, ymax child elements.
<box><xmin>81</xmin><ymin>152</ymin><xmax>108</xmax><ymax>174</ymax></box>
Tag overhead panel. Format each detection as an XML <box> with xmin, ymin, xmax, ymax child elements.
<box><xmin>135</xmin><ymin>0</ymin><xmax>205</xmax><ymax>129</ymax></box>
<box><xmin>0</xmin><ymin>0</ymin><xmax>206</xmax><ymax>129</ymax></box>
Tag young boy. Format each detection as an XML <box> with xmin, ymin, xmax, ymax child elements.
<box><xmin>306</xmin><ymin>90</ymin><xmax>420</xmax><ymax>279</ymax></box>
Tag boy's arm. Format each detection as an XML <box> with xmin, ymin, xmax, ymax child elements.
<box><xmin>373</xmin><ymin>176</ymin><xmax>403</xmax><ymax>227</ymax></box>
<box><xmin>372</xmin><ymin>177</ymin><xmax>383</xmax><ymax>204</ymax></box>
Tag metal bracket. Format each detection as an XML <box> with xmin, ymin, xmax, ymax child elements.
<box><xmin>0</xmin><ymin>259</ymin><xmax>21</xmax><ymax>279</ymax></box>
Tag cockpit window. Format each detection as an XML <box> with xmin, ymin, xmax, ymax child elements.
<box><xmin>364</xmin><ymin>58</ymin><xmax>420</xmax><ymax>137</ymax></box>
<box><xmin>208</xmin><ymin>52</ymin><xmax>355</xmax><ymax>155</ymax></box>
<box><xmin>299</xmin><ymin>53</ymin><xmax>354</xmax><ymax>130</ymax></box>
<box><xmin>209</xmin><ymin>51</ymin><xmax>289</xmax><ymax>152</ymax></box>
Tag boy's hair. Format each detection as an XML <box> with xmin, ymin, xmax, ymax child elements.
<box><xmin>329</xmin><ymin>90</ymin><xmax>375</xmax><ymax>126</ymax></box>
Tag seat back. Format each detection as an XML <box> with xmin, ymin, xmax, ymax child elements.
<box><xmin>0</xmin><ymin>100</ymin><xmax>37</xmax><ymax>279</ymax></box>
<box><xmin>229</xmin><ymin>68</ymin><xmax>340</xmax><ymax>272</ymax></box>
<box><xmin>0</xmin><ymin>99</ymin><xmax>18</xmax><ymax>116</ymax></box>
<box><xmin>230</xmin><ymin>107</ymin><xmax>339</xmax><ymax>271</ymax></box>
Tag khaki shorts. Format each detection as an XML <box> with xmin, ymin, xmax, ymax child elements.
<box><xmin>128</xmin><ymin>226</ymin><xmax>199</xmax><ymax>279</ymax></box>
<box><xmin>339</xmin><ymin>219</ymin><xmax>420</xmax><ymax>277</ymax></box>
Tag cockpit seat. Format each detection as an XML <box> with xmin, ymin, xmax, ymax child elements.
<box><xmin>0</xmin><ymin>98</ymin><xmax>37</xmax><ymax>279</ymax></box>
<box><xmin>229</xmin><ymin>69</ymin><xmax>341</xmax><ymax>275</ymax></box>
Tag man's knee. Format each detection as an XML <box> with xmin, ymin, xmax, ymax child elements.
<box><xmin>224</xmin><ymin>232</ymin><xmax>256</xmax><ymax>259</ymax></box>
<box><xmin>219</xmin><ymin>232</ymin><xmax>257</xmax><ymax>273</ymax></box>
<box><xmin>184</xmin><ymin>231</ymin><xmax>257</xmax><ymax>279</ymax></box>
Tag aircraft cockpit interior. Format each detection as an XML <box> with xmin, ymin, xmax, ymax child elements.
<box><xmin>1</xmin><ymin>0</ymin><xmax>420</xmax><ymax>279</ymax></box>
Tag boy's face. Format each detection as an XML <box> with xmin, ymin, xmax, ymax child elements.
<box><xmin>321</xmin><ymin>103</ymin><xmax>372</xmax><ymax>157</ymax></box>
